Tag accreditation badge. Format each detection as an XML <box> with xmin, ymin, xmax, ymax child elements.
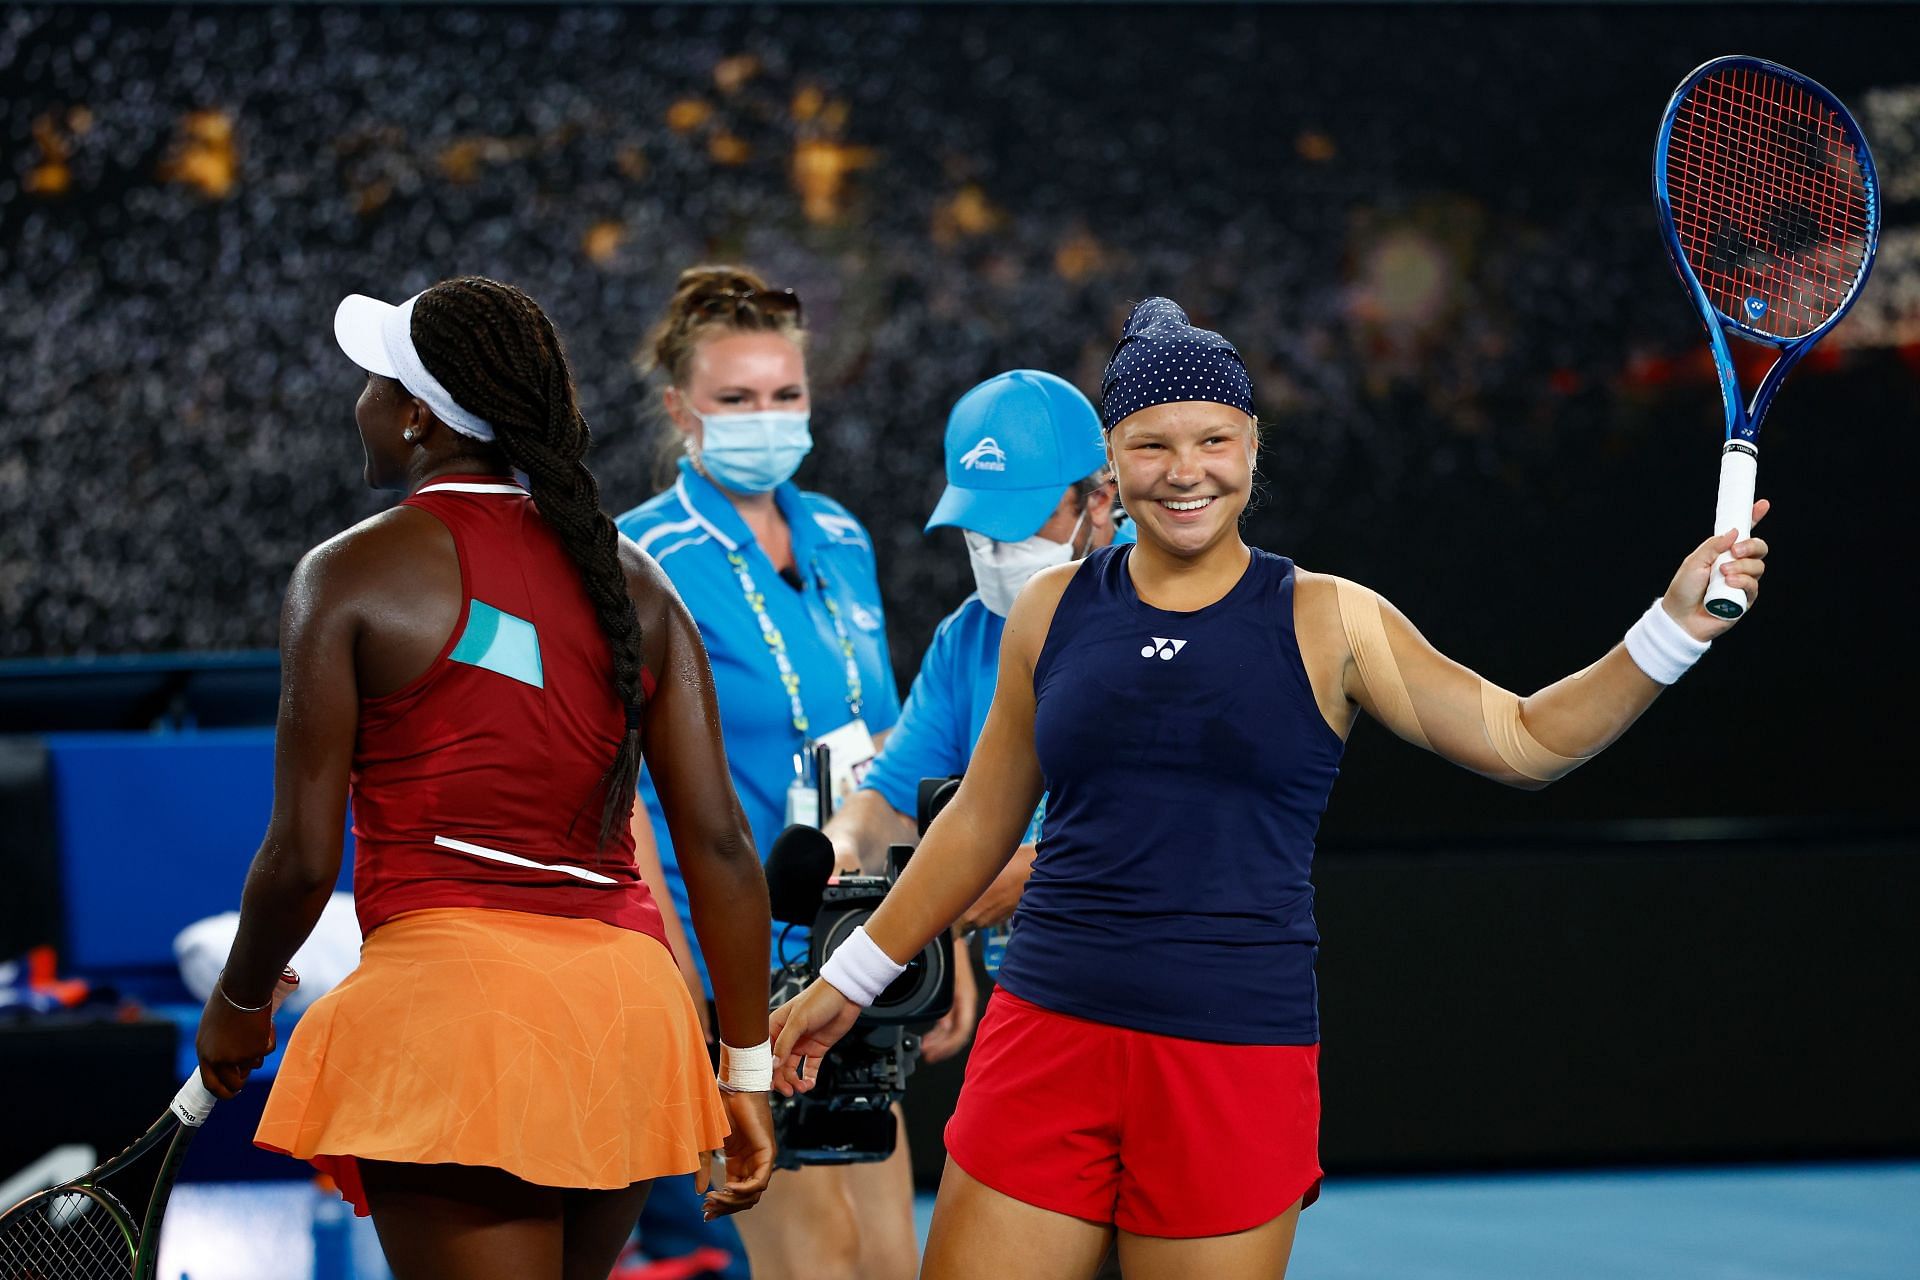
<box><xmin>814</xmin><ymin>717</ymin><xmax>877</xmax><ymax>814</ymax></box>
<box><xmin>784</xmin><ymin>777</ymin><xmax>820</xmax><ymax>829</ymax></box>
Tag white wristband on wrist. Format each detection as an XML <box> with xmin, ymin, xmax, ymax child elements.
<box><xmin>718</xmin><ymin>1039</ymin><xmax>773</xmax><ymax>1093</ymax></box>
<box><xmin>1624</xmin><ymin>599</ymin><xmax>1711</xmax><ymax>685</ymax></box>
<box><xmin>819</xmin><ymin>925</ymin><xmax>907</xmax><ymax>1008</ymax></box>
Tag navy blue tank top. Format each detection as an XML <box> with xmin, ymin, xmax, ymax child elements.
<box><xmin>995</xmin><ymin>544</ymin><xmax>1345</xmax><ymax>1044</ymax></box>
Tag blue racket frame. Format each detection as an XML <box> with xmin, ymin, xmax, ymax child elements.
<box><xmin>1652</xmin><ymin>53</ymin><xmax>1882</xmax><ymax>446</ymax></box>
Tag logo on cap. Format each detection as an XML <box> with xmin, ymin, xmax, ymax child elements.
<box><xmin>960</xmin><ymin>438</ymin><xmax>1008</xmax><ymax>472</ymax></box>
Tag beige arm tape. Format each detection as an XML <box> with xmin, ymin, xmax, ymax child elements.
<box><xmin>1334</xmin><ymin>578</ymin><xmax>1432</xmax><ymax>750</ymax></box>
<box><xmin>1336</xmin><ymin>577</ymin><xmax>1590</xmax><ymax>782</ymax></box>
<box><xmin>1477</xmin><ymin>682</ymin><xmax>1590</xmax><ymax>783</ymax></box>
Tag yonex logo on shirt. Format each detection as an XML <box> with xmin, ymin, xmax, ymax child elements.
<box><xmin>1140</xmin><ymin>637</ymin><xmax>1188</xmax><ymax>660</ymax></box>
<box><xmin>960</xmin><ymin>438</ymin><xmax>1008</xmax><ymax>471</ymax></box>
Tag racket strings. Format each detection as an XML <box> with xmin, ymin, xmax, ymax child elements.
<box><xmin>0</xmin><ymin>1189</ymin><xmax>136</xmax><ymax>1280</ymax></box>
<box><xmin>1666</xmin><ymin>65</ymin><xmax>1872</xmax><ymax>338</ymax></box>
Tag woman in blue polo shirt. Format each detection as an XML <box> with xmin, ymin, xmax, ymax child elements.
<box><xmin>615</xmin><ymin>265</ymin><xmax>908</xmax><ymax>1280</ymax></box>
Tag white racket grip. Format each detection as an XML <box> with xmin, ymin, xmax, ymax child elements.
<box><xmin>1704</xmin><ymin>440</ymin><xmax>1757</xmax><ymax>617</ymax></box>
<box><xmin>175</xmin><ymin>968</ymin><xmax>301</xmax><ymax>1126</ymax></box>
<box><xmin>171</xmin><ymin>1076</ymin><xmax>220</xmax><ymax>1127</ymax></box>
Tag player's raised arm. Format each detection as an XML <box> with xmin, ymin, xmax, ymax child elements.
<box><xmin>1322</xmin><ymin>503</ymin><xmax>1769</xmax><ymax>789</ymax></box>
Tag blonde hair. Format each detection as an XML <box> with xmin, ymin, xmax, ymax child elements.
<box><xmin>640</xmin><ymin>264</ymin><xmax>809</xmax><ymax>388</ymax></box>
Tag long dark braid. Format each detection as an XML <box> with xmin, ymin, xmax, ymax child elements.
<box><xmin>410</xmin><ymin>277</ymin><xmax>644</xmax><ymax>850</ymax></box>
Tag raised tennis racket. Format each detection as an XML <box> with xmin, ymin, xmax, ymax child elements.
<box><xmin>1654</xmin><ymin>55</ymin><xmax>1880</xmax><ymax>618</ymax></box>
<box><xmin>0</xmin><ymin>970</ymin><xmax>298</xmax><ymax>1280</ymax></box>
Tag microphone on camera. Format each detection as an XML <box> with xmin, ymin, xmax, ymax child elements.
<box><xmin>765</xmin><ymin>824</ymin><xmax>835</xmax><ymax>926</ymax></box>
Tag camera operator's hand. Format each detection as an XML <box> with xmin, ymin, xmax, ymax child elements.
<box><xmin>957</xmin><ymin>842</ymin><xmax>1036</xmax><ymax>933</ymax></box>
<box><xmin>770</xmin><ymin>979</ymin><xmax>862</xmax><ymax>1095</ymax></box>
<box><xmin>920</xmin><ymin>938</ymin><xmax>979</xmax><ymax>1064</ymax></box>
<box><xmin>700</xmin><ymin>1090</ymin><xmax>776</xmax><ymax>1219</ymax></box>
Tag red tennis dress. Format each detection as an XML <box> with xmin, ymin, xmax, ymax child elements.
<box><xmin>256</xmin><ymin>477</ymin><xmax>724</xmax><ymax>1214</ymax></box>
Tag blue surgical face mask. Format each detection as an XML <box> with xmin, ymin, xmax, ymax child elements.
<box><xmin>694</xmin><ymin>409</ymin><xmax>813</xmax><ymax>494</ymax></box>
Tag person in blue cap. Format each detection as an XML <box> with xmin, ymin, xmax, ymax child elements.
<box><xmin>823</xmin><ymin>370</ymin><xmax>1123</xmax><ymax>1038</ymax></box>
<box><xmin>771</xmin><ymin>297</ymin><xmax>1771</xmax><ymax>1278</ymax></box>
<box><xmin>616</xmin><ymin>265</ymin><xmax>905</xmax><ymax>1279</ymax></box>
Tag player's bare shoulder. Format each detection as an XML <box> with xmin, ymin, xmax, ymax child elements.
<box><xmin>616</xmin><ymin>532</ymin><xmax>709</xmax><ymax>685</ymax></box>
<box><xmin>999</xmin><ymin>558</ymin><xmax>1087</xmax><ymax>673</ymax></box>
<box><xmin>1288</xmin><ymin>566</ymin><xmax>1347</xmax><ymax>640</ymax></box>
<box><xmin>1287</xmin><ymin>566</ymin><xmax>1360</xmax><ymax>726</ymax></box>
<box><xmin>287</xmin><ymin>504</ymin><xmax>453</xmax><ymax>618</ymax></box>
<box><xmin>617</xmin><ymin>533</ymin><xmax>689</xmax><ymax>628</ymax></box>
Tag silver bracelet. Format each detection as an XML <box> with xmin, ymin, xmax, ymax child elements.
<box><xmin>216</xmin><ymin>971</ymin><xmax>273</xmax><ymax>1014</ymax></box>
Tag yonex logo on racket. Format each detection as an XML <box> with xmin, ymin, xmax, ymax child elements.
<box><xmin>1141</xmin><ymin>637</ymin><xmax>1188</xmax><ymax>660</ymax></box>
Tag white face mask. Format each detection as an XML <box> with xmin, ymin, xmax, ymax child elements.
<box><xmin>964</xmin><ymin>509</ymin><xmax>1085</xmax><ymax>617</ymax></box>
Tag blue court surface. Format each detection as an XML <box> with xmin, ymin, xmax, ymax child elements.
<box><xmin>160</xmin><ymin>1161</ymin><xmax>1918</xmax><ymax>1279</ymax></box>
<box><xmin>1282</xmin><ymin>1163</ymin><xmax>1920</xmax><ymax>1279</ymax></box>
<box><xmin>913</xmin><ymin>1163</ymin><xmax>1920</xmax><ymax>1280</ymax></box>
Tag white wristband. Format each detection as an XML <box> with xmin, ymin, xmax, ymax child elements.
<box><xmin>818</xmin><ymin>925</ymin><xmax>907</xmax><ymax>1009</ymax></box>
<box><xmin>718</xmin><ymin>1039</ymin><xmax>773</xmax><ymax>1093</ymax></box>
<box><xmin>1624</xmin><ymin>599</ymin><xmax>1710</xmax><ymax>685</ymax></box>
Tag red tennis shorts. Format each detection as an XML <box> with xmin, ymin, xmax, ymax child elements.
<box><xmin>944</xmin><ymin>988</ymin><xmax>1321</xmax><ymax>1239</ymax></box>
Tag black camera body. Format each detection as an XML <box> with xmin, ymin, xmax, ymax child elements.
<box><xmin>811</xmin><ymin>865</ymin><xmax>955</xmax><ymax>1026</ymax></box>
<box><xmin>769</xmin><ymin>828</ymin><xmax>955</xmax><ymax>1168</ymax></box>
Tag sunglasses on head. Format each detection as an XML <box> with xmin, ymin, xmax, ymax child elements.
<box><xmin>691</xmin><ymin>287</ymin><xmax>803</xmax><ymax>325</ymax></box>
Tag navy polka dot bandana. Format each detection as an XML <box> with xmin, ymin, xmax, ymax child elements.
<box><xmin>1098</xmin><ymin>297</ymin><xmax>1254</xmax><ymax>430</ymax></box>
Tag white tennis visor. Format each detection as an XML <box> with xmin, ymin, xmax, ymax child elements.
<box><xmin>334</xmin><ymin>291</ymin><xmax>497</xmax><ymax>442</ymax></box>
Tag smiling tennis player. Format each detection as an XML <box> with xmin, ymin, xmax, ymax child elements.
<box><xmin>769</xmin><ymin>297</ymin><xmax>1770</xmax><ymax>1280</ymax></box>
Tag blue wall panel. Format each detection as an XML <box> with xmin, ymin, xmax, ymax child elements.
<box><xmin>44</xmin><ymin>730</ymin><xmax>348</xmax><ymax>972</ymax></box>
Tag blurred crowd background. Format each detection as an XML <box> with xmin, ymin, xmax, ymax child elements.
<box><xmin>4</xmin><ymin>13</ymin><xmax>1918</xmax><ymax>1275</ymax></box>
<box><xmin>5</xmin><ymin>4</ymin><xmax>1918</xmax><ymax>833</ymax></box>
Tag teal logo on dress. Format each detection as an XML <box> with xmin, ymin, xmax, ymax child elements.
<box><xmin>449</xmin><ymin>601</ymin><xmax>544</xmax><ymax>688</ymax></box>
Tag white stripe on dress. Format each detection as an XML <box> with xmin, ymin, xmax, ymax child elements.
<box><xmin>432</xmin><ymin>835</ymin><xmax>618</xmax><ymax>885</ymax></box>
<box><xmin>416</xmin><ymin>482</ymin><xmax>529</xmax><ymax>495</ymax></box>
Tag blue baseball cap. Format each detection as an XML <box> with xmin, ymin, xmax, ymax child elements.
<box><xmin>926</xmin><ymin>370</ymin><xmax>1107</xmax><ymax>542</ymax></box>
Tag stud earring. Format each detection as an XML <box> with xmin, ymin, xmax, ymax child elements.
<box><xmin>403</xmin><ymin>428</ymin><xmax>420</xmax><ymax>443</ymax></box>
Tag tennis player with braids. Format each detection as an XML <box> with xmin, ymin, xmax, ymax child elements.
<box><xmin>194</xmin><ymin>277</ymin><xmax>776</xmax><ymax>1279</ymax></box>
<box><xmin>771</xmin><ymin>298</ymin><xmax>1773</xmax><ymax>1279</ymax></box>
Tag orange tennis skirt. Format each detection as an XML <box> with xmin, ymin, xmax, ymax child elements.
<box><xmin>255</xmin><ymin>907</ymin><xmax>728</xmax><ymax>1216</ymax></box>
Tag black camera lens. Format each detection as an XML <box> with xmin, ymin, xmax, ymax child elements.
<box><xmin>873</xmin><ymin>941</ymin><xmax>945</xmax><ymax>1014</ymax></box>
<box><xmin>817</xmin><ymin>909</ymin><xmax>951</xmax><ymax>1026</ymax></box>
